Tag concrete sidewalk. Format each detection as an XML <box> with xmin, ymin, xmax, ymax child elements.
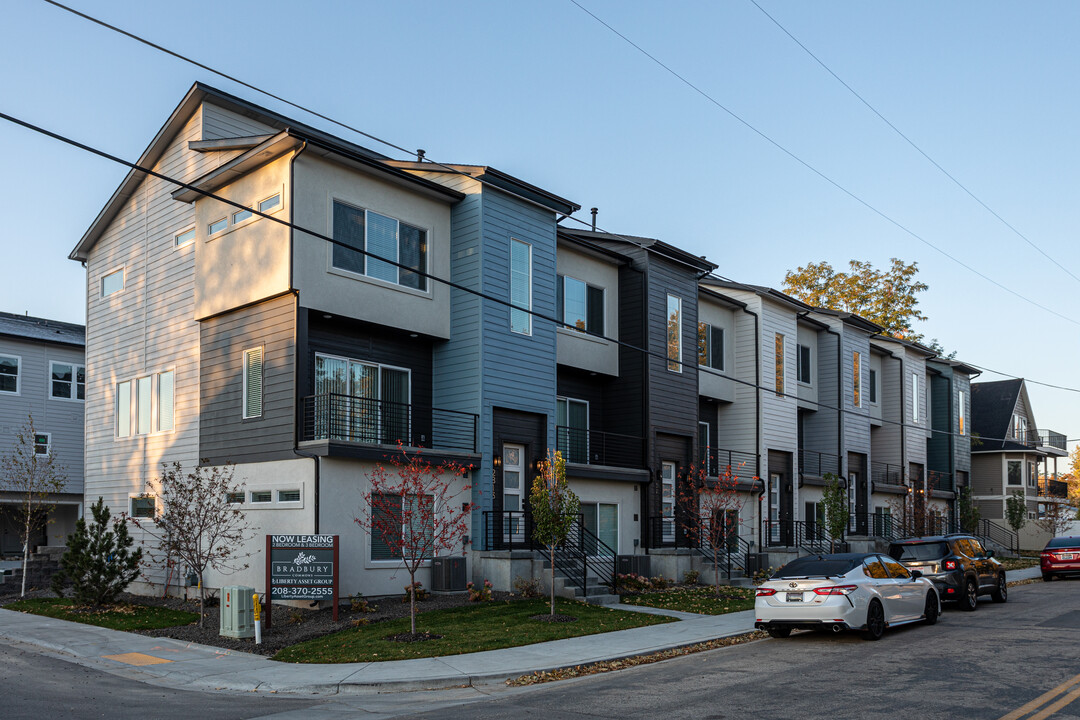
<box><xmin>0</xmin><ymin>566</ymin><xmax>1042</xmax><ymax>697</ymax></box>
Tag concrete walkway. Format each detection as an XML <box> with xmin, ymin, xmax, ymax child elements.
<box><xmin>0</xmin><ymin>567</ymin><xmax>1042</xmax><ymax>697</ymax></box>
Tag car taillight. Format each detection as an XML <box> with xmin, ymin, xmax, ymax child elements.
<box><xmin>943</xmin><ymin>560</ymin><xmax>957</xmax><ymax>571</ymax></box>
<box><xmin>812</xmin><ymin>585</ymin><xmax>858</xmax><ymax>596</ymax></box>
<box><xmin>756</xmin><ymin>588</ymin><xmax>778</xmax><ymax>597</ymax></box>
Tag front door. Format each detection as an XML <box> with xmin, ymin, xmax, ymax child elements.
<box><xmin>660</xmin><ymin>461</ymin><xmax>676</xmax><ymax>544</ymax></box>
<box><xmin>501</xmin><ymin>443</ymin><xmax>525</xmax><ymax>545</ymax></box>
<box><xmin>851</xmin><ymin>471</ymin><xmax>868</xmax><ymax>535</ymax></box>
<box><xmin>768</xmin><ymin>472</ymin><xmax>781</xmax><ymax>546</ymax></box>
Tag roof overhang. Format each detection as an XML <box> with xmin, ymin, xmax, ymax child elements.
<box><xmin>386</xmin><ymin>161</ymin><xmax>579</xmax><ymax>216</ymax></box>
<box><xmin>172</xmin><ymin>131</ymin><xmax>301</xmax><ymax>203</ymax></box>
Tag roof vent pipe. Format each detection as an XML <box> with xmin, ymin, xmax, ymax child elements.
<box><xmin>590</xmin><ymin>207</ymin><xmax>598</xmax><ymax>231</ymax></box>
<box><xmin>416</xmin><ymin>149</ymin><xmax>426</xmax><ymax>161</ymax></box>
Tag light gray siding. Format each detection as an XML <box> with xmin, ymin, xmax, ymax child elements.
<box><xmin>714</xmin><ymin>304</ymin><xmax>756</xmax><ymax>455</ymax></box>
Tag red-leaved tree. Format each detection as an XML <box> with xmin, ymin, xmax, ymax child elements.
<box><xmin>355</xmin><ymin>445</ymin><xmax>475</xmax><ymax>635</ymax></box>
<box><xmin>678</xmin><ymin>461</ymin><xmax>750</xmax><ymax>597</ymax></box>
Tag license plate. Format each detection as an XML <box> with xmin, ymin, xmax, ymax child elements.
<box><xmin>1061</xmin><ymin>553</ymin><xmax>1076</xmax><ymax>561</ymax></box>
<box><xmin>786</xmin><ymin>592</ymin><xmax>803</xmax><ymax>602</ymax></box>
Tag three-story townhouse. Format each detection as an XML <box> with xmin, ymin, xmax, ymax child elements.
<box><xmin>926</xmin><ymin>358</ymin><xmax>980</xmax><ymax>529</ymax></box>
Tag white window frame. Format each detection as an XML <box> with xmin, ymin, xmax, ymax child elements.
<box><xmin>911</xmin><ymin>371</ymin><xmax>920</xmax><ymax>423</ymax></box>
<box><xmin>796</xmin><ymin>343</ymin><xmax>812</xmax><ymax>385</ymax></box>
<box><xmin>101</xmin><ymin>266</ymin><xmax>125</xmax><ymax>297</ymax></box>
<box><xmin>242</xmin><ymin>347</ymin><xmax>264</xmax><ymax>420</ymax></box>
<box><xmin>0</xmin><ymin>353</ymin><xmax>21</xmax><ymax>395</ymax></box>
<box><xmin>328</xmin><ymin>198</ymin><xmax>431</xmax><ymax>293</ymax></box>
<box><xmin>130</xmin><ymin>495</ymin><xmax>157</xmax><ymax>520</ymax></box>
<box><xmin>698</xmin><ymin>323</ymin><xmax>725</xmax><ymax>371</ymax></box>
<box><xmin>232</xmin><ymin>208</ymin><xmax>253</xmax><ymax>224</ymax></box>
<box><xmin>509</xmin><ymin>238</ymin><xmax>532</xmax><ymax>335</ymax></box>
<box><xmin>209</xmin><ymin>217</ymin><xmax>228</xmax><ymax>235</ymax></box>
<box><xmin>667</xmin><ymin>295</ymin><xmax>682</xmax><ymax>373</ymax></box>
<box><xmin>853</xmin><ymin>352</ymin><xmax>862</xmax><ymax>408</ymax></box>
<box><xmin>258</xmin><ymin>193</ymin><xmax>282</xmax><ymax>213</ymax></box>
<box><xmin>958</xmin><ymin>389</ymin><xmax>966</xmax><ymax>436</ymax></box>
<box><xmin>115</xmin><ymin>369</ymin><xmax>175</xmax><ymax>439</ymax></box>
<box><xmin>277</xmin><ymin>489</ymin><xmax>302</xmax><ymax>504</ymax></box>
<box><xmin>49</xmin><ymin>361</ymin><xmax>85</xmax><ymax>402</ymax></box>
<box><xmin>225</xmin><ymin>492</ymin><xmax>245</xmax><ymax>505</ymax></box>
<box><xmin>174</xmin><ymin>227</ymin><xmax>196</xmax><ymax>248</ymax></box>
<box><xmin>250</xmin><ymin>490</ymin><xmax>273</xmax><ymax>504</ymax></box>
<box><xmin>33</xmin><ymin>432</ymin><xmax>51</xmax><ymax>456</ymax></box>
<box><xmin>661</xmin><ymin>461</ymin><xmax>677</xmax><ymax>544</ymax></box>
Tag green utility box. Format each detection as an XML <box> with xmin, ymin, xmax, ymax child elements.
<box><xmin>220</xmin><ymin>585</ymin><xmax>255</xmax><ymax>639</ymax></box>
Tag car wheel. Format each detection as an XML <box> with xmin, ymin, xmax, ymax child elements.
<box><xmin>767</xmin><ymin>627</ymin><xmax>791</xmax><ymax>639</ymax></box>
<box><xmin>958</xmin><ymin>577</ymin><xmax>978</xmax><ymax>611</ymax></box>
<box><xmin>1043</xmin><ymin>573</ymin><xmax>1055</xmax><ymax>582</ymax></box>
<box><xmin>924</xmin><ymin>592</ymin><xmax>939</xmax><ymax>625</ymax></box>
<box><xmin>991</xmin><ymin>574</ymin><xmax>1008</xmax><ymax>603</ymax></box>
<box><xmin>860</xmin><ymin>600</ymin><xmax>886</xmax><ymax>641</ymax></box>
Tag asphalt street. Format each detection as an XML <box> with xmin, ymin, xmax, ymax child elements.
<box><xmin>2</xmin><ymin>579</ymin><xmax>1078</xmax><ymax>720</ymax></box>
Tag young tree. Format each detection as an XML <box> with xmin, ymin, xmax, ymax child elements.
<box><xmin>0</xmin><ymin>414</ymin><xmax>67</xmax><ymax>596</ymax></box>
<box><xmin>52</xmin><ymin>497</ymin><xmax>142</xmax><ymax>605</ymax></box>
<box><xmin>356</xmin><ymin>445</ymin><xmax>474</xmax><ymax>635</ymax></box>
<box><xmin>530</xmin><ymin>450</ymin><xmax>580</xmax><ymax>616</ymax></box>
<box><xmin>782</xmin><ymin>259</ymin><xmax>929</xmax><ymax>341</ymax></box>
<box><xmin>957</xmin><ymin>486</ymin><xmax>981</xmax><ymax>533</ymax></box>
<box><xmin>131</xmin><ymin>462</ymin><xmax>255</xmax><ymax>627</ymax></box>
<box><xmin>1037</xmin><ymin>498</ymin><xmax>1078</xmax><ymax>539</ymax></box>
<box><xmin>1005</xmin><ymin>490</ymin><xmax>1028</xmax><ymax>535</ymax></box>
<box><xmin>821</xmin><ymin>473</ymin><xmax>851</xmax><ymax>552</ymax></box>
<box><xmin>677</xmin><ymin>461</ymin><xmax>748</xmax><ymax>597</ymax></box>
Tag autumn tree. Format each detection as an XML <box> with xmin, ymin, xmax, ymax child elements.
<box><xmin>0</xmin><ymin>414</ymin><xmax>67</xmax><ymax>597</ymax></box>
<box><xmin>1037</xmin><ymin>498</ymin><xmax>1078</xmax><ymax>539</ymax></box>
<box><xmin>530</xmin><ymin>450</ymin><xmax>580</xmax><ymax>616</ymax></box>
<box><xmin>782</xmin><ymin>259</ymin><xmax>929</xmax><ymax>341</ymax></box>
<box><xmin>356</xmin><ymin>446</ymin><xmax>474</xmax><ymax>636</ymax></box>
<box><xmin>132</xmin><ymin>462</ymin><xmax>255</xmax><ymax>627</ymax></box>
<box><xmin>677</xmin><ymin>461</ymin><xmax>748</xmax><ymax>597</ymax></box>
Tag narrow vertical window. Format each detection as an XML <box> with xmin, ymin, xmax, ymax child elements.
<box><xmin>853</xmin><ymin>352</ymin><xmax>862</xmax><ymax>408</ymax></box>
<box><xmin>869</xmin><ymin>368</ymin><xmax>877</xmax><ymax>404</ymax></box>
<box><xmin>157</xmin><ymin>370</ymin><xmax>174</xmax><ymax>432</ymax></box>
<box><xmin>510</xmin><ymin>239</ymin><xmax>532</xmax><ymax>335</ymax></box>
<box><xmin>958</xmin><ymin>389</ymin><xmax>966</xmax><ymax>436</ymax></box>
<box><xmin>116</xmin><ymin>380</ymin><xmax>132</xmax><ymax>437</ymax></box>
<box><xmin>243</xmin><ymin>348</ymin><xmax>263</xmax><ymax>419</ymax></box>
<box><xmin>797</xmin><ymin>344</ymin><xmax>811</xmax><ymax>384</ymax></box>
<box><xmin>666</xmin><ymin>295</ymin><xmax>682</xmax><ymax>372</ymax></box>
<box><xmin>774</xmin><ymin>333</ymin><xmax>785</xmax><ymax>396</ymax></box>
<box><xmin>137</xmin><ymin>376</ymin><xmax>152</xmax><ymax>435</ymax></box>
<box><xmin>911</xmin><ymin>371</ymin><xmax>920</xmax><ymax>423</ymax></box>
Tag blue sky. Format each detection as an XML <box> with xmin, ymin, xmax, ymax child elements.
<box><xmin>2</xmin><ymin>0</ymin><xmax>1077</xmax><ymax>452</ymax></box>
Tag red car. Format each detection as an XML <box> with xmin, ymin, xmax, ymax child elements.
<box><xmin>1040</xmin><ymin>536</ymin><xmax>1080</xmax><ymax>581</ymax></box>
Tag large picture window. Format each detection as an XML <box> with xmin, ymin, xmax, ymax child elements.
<box><xmin>116</xmin><ymin>370</ymin><xmax>174</xmax><ymax>438</ymax></box>
<box><xmin>370</xmin><ymin>493</ymin><xmax>433</xmax><ymax>561</ymax></box>
<box><xmin>331</xmin><ymin>200</ymin><xmax>427</xmax><ymax>291</ymax></box>
<box><xmin>510</xmin><ymin>239</ymin><xmax>532</xmax><ymax>335</ymax></box>
<box><xmin>556</xmin><ymin>397</ymin><xmax>589</xmax><ymax>464</ymax></box>
<box><xmin>698</xmin><ymin>323</ymin><xmax>724</xmax><ymax>370</ymax></box>
<box><xmin>667</xmin><ymin>295</ymin><xmax>682</xmax><ymax>372</ymax></box>
<box><xmin>556</xmin><ymin>275</ymin><xmax>604</xmax><ymax>334</ymax></box>
<box><xmin>314</xmin><ymin>354</ymin><xmax>411</xmax><ymax>445</ymax></box>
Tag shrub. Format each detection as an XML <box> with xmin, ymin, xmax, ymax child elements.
<box><xmin>752</xmin><ymin>567</ymin><xmax>775</xmax><ymax>586</ymax></box>
<box><xmin>614</xmin><ymin>573</ymin><xmax>672</xmax><ymax>593</ymax></box>
<box><xmin>402</xmin><ymin>582</ymin><xmax>429</xmax><ymax>603</ymax></box>
<box><xmin>466</xmin><ymin>579</ymin><xmax>493</xmax><ymax>602</ymax></box>
<box><xmin>512</xmin><ymin>576</ymin><xmax>542</xmax><ymax>598</ymax></box>
<box><xmin>350</xmin><ymin>593</ymin><xmax>376</xmax><ymax>613</ymax></box>
<box><xmin>52</xmin><ymin>497</ymin><xmax>142</xmax><ymax>606</ymax></box>
<box><xmin>683</xmin><ymin>570</ymin><xmax>700</xmax><ymax>585</ymax></box>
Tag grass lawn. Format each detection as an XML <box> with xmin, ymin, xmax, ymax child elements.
<box><xmin>5</xmin><ymin>598</ymin><xmax>199</xmax><ymax>631</ymax></box>
<box><xmin>1000</xmin><ymin>557</ymin><xmax>1040</xmax><ymax>571</ymax></box>
<box><xmin>621</xmin><ymin>585</ymin><xmax>756</xmax><ymax>615</ymax></box>
<box><xmin>273</xmin><ymin>597</ymin><xmax>674</xmax><ymax>663</ymax></box>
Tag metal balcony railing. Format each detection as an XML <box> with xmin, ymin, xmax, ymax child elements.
<box><xmin>798</xmin><ymin>448</ymin><xmax>841</xmax><ymax>478</ymax></box>
<box><xmin>555</xmin><ymin>426</ymin><xmax>645</xmax><ymax>469</ymax></box>
<box><xmin>871</xmin><ymin>461</ymin><xmax>903</xmax><ymax>487</ymax></box>
<box><xmin>700</xmin><ymin>447</ymin><xmax>759</xmax><ymax>479</ymax></box>
<box><xmin>301</xmin><ymin>393</ymin><xmax>478</xmax><ymax>452</ymax></box>
<box><xmin>1039</xmin><ymin>479</ymin><xmax>1070</xmax><ymax>499</ymax></box>
<box><xmin>1039</xmin><ymin>431</ymin><xmax>1068</xmax><ymax>451</ymax></box>
<box><xmin>927</xmin><ymin>470</ymin><xmax>954</xmax><ymax>493</ymax></box>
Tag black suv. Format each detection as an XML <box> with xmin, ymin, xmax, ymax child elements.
<box><xmin>888</xmin><ymin>535</ymin><xmax>1007</xmax><ymax>610</ymax></box>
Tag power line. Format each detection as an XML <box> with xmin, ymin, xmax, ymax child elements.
<box><xmin>746</xmin><ymin>0</ymin><xmax>1080</xmax><ymax>286</ymax></box>
<box><xmin>566</xmin><ymin>0</ymin><xmax>1080</xmax><ymax>327</ymax></box>
<box><xmin>0</xmin><ymin>108</ymin><xmax>1050</xmax><ymax>451</ymax></box>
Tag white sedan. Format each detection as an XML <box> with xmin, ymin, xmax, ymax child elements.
<box><xmin>754</xmin><ymin>552</ymin><xmax>941</xmax><ymax>641</ymax></box>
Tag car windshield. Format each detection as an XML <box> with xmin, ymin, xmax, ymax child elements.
<box><xmin>889</xmin><ymin>542</ymin><xmax>949</xmax><ymax>562</ymax></box>
<box><xmin>772</xmin><ymin>556</ymin><xmax>860</xmax><ymax>578</ymax></box>
<box><xmin>1047</xmin><ymin>537</ymin><xmax>1080</xmax><ymax>549</ymax></box>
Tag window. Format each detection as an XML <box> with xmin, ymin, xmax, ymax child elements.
<box><xmin>233</xmin><ymin>208</ymin><xmax>253</xmax><ymax>223</ymax></box>
<box><xmin>101</xmin><ymin>268</ymin><xmax>125</xmax><ymax>297</ymax></box>
<box><xmin>258</xmin><ymin>194</ymin><xmax>281</xmax><ymax>213</ymax></box>
<box><xmin>131</xmin><ymin>496</ymin><xmax>156</xmax><ymax>519</ymax></box>
<box><xmin>174</xmin><ymin>228</ymin><xmax>195</xmax><ymax>247</ymax></box>
<box><xmin>699</xmin><ymin>421</ymin><xmax>710</xmax><ymax>465</ymax></box>
<box><xmin>509</xmin><ymin>238</ymin><xmax>531</xmax><ymax>334</ymax></box>
<box><xmin>314</xmin><ymin>354</ymin><xmax>410</xmax><ymax>444</ymax></box>
<box><xmin>242</xmin><ymin>347</ymin><xmax>263</xmax><ymax>419</ymax></box>
<box><xmin>863</xmin><ymin>557</ymin><xmax>889</xmax><ymax>579</ymax></box>
<box><xmin>853</xmin><ymin>352</ymin><xmax>862</xmax><ymax>407</ymax></box>
<box><xmin>0</xmin><ymin>355</ymin><xmax>20</xmax><ymax>394</ymax></box>
<box><xmin>1012</xmin><ymin>414</ymin><xmax>1028</xmax><ymax>442</ymax></box>
<box><xmin>115</xmin><ymin>370</ymin><xmax>174</xmax><ymax>438</ymax></box>
<box><xmin>556</xmin><ymin>275</ymin><xmax>604</xmax><ymax>334</ymax></box>
<box><xmin>910</xmin><ymin>371</ymin><xmax>920</xmax><ymax>423</ymax></box>
<box><xmin>556</xmin><ymin>397</ymin><xmax>589</xmax><ymax>464</ymax></box>
<box><xmin>209</xmin><ymin>218</ymin><xmax>228</xmax><ymax>235</ymax></box>
<box><xmin>661</xmin><ymin>461</ymin><xmax>676</xmax><ymax>543</ymax></box>
<box><xmin>50</xmin><ymin>362</ymin><xmax>85</xmax><ymax>401</ymax></box>
<box><xmin>371</xmin><ymin>493</ymin><xmax>433</xmax><ymax>561</ymax></box>
<box><xmin>774</xmin><ymin>333</ymin><xmax>785</xmax><ymax>396</ymax></box>
<box><xmin>869</xmin><ymin>368</ymin><xmax>877</xmax><ymax>404</ymax></box>
<box><xmin>500</xmin><ymin>443</ymin><xmax>525</xmax><ymax>543</ymax></box>
<box><xmin>666</xmin><ymin>295</ymin><xmax>682</xmax><ymax>372</ymax></box>
<box><xmin>881</xmin><ymin>556</ymin><xmax>911</xmax><ymax>579</ymax></box>
<box><xmin>278</xmin><ymin>489</ymin><xmax>301</xmax><ymax>503</ymax></box>
<box><xmin>698</xmin><ymin>323</ymin><xmax>724</xmax><ymax>370</ymax></box>
<box><xmin>1007</xmin><ymin>460</ymin><xmax>1022</xmax><ymax>486</ymax></box>
<box><xmin>331</xmin><ymin>200</ymin><xmax>428</xmax><ymax>291</ymax></box>
<box><xmin>958</xmin><ymin>390</ymin><xmax>966</xmax><ymax>435</ymax></box>
<box><xmin>250</xmin><ymin>490</ymin><xmax>272</xmax><ymax>503</ymax></box>
<box><xmin>33</xmin><ymin>433</ymin><xmax>51</xmax><ymax>456</ymax></box>
<box><xmin>226</xmin><ymin>492</ymin><xmax>245</xmax><ymax>504</ymax></box>
<box><xmin>581</xmin><ymin>502</ymin><xmax>619</xmax><ymax>554</ymax></box>
<box><xmin>1028</xmin><ymin>462</ymin><xmax>1037</xmax><ymax>488</ymax></box>
<box><xmin>796</xmin><ymin>344</ymin><xmax>811</xmax><ymax>384</ymax></box>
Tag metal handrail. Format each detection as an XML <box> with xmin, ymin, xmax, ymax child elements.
<box><xmin>302</xmin><ymin>393</ymin><xmax>478</xmax><ymax>452</ymax></box>
<box><xmin>555</xmin><ymin>426</ymin><xmax>645</xmax><ymax>469</ymax></box>
<box><xmin>871</xmin><ymin>461</ymin><xmax>904</xmax><ymax>487</ymax></box>
<box><xmin>927</xmin><ymin>470</ymin><xmax>954</xmax><ymax>493</ymax></box>
<box><xmin>798</xmin><ymin>448</ymin><xmax>841</xmax><ymax>478</ymax></box>
<box><xmin>700</xmin><ymin>447</ymin><xmax>759</xmax><ymax>479</ymax></box>
<box><xmin>763</xmin><ymin>519</ymin><xmax>835</xmax><ymax>554</ymax></box>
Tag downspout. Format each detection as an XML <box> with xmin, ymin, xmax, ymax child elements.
<box><xmin>288</xmin><ymin>141</ymin><xmax>320</xmax><ymax>533</ymax></box>
<box><xmin>736</xmin><ymin>304</ymin><xmax>763</xmax><ymax>547</ymax></box>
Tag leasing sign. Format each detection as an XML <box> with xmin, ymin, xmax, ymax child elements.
<box><xmin>265</xmin><ymin>535</ymin><xmax>339</xmax><ymax>624</ymax></box>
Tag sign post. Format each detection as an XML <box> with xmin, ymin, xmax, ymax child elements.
<box><xmin>266</xmin><ymin>534</ymin><xmax>339</xmax><ymax>626</ymax></box>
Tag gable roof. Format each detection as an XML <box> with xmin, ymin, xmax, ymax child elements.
<box><xmin>560</xmin><ymin>228</ymin><xmax>717</xmax><ymax>273</ymax></box>
<box><xmin>386</xmin><ymin>162</ymin><xmax>579</xmax><ymax>216</ymax></box>
<box><xmin>0</xmin><ymin>312</ymin><xmax>85</xmax><ymax>348</ymax></box>
<box><xmin>971</xmin><ymin>379</ymin><xmax>1027</xmax><ymax>451</ymax></box>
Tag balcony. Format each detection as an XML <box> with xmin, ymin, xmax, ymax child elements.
<box><xmin>927</xmin><ymin>470</ymin><xmax>954</xmax><ymax>494</ymax></box>
<box><xmin>1039</xmin><ymin>431</ymin><xmax>1068</xmax><ymax>452</ymax></box>
<box><xmin>798</xmin><ymin>448</ymin><xmax>841</xmax><ymax>479</ymax></box>
<box><xmin>1039</xmin><ymin>479</ymin><xmax>1070</xmax><ymax>499</ymax></box>
<box><xmin>301</xmin><ymin>393</ymin><xmax>478</xmax><ymax>453</ymax></box>
<box><xmin>556</xmin><ymin>426</ymin><xmax>645</xmax><ymax>469</ymax></box>
<box><xmin>700</xmin><ymin>447</ymin><xmax>759</xmax><ymax>480</ymax></box>
<box><xmin>871</xmin><ymin>461</ymin><xmax>903</xmax><ymax>487</ymax></box>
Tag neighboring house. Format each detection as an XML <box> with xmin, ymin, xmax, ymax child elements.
<box><xmin>970</xmin><ymin>379</ymin><xmax>1068</xmax><ymax>549</ymax></box>
<box><xmin>0</xmin><ymin>312</ymin><xmax>84</xmax><ymax>555</ymax></box>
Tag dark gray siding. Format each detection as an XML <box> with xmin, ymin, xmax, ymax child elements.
<box><xmin>646</xmin><ymin>255</ymin><xmax>700</xmax><ymax>438</ymax></box>
<box><xmin>200</xmin><ymin>293</ymin><xmax>296</xmax><ymax>465</ymax></box>
<box><xmin>605</xmin><ymin>264</ymin><xmax>646</xmax><ymax>439</ymax></box>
